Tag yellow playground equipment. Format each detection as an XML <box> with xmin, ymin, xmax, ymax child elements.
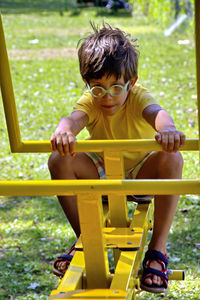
<box><xmin>0</xmin><ymin>1</ymin><xmax>200</xmax><ymax>299</ymax></box>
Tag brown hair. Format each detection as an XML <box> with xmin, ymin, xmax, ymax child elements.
<box><xmin>77</xmin><ymin>22</ymin><xmax>139</xmax><ymax>83</ymax></box>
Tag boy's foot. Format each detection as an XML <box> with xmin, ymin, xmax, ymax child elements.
<box><xmin>53</xmin><ymin>242</ymin><xmax>76</xmax><ymax>278</ymax></box>
<box><xmin>141</xmin><ymin>249</ymin><xmax>169</xmax><ymax>294</ymax></box>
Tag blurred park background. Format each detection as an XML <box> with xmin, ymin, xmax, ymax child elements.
<box><xmin>0</xmin><ymin>0</ymin><xmax>199</xmax><ymax>299</ymax></box>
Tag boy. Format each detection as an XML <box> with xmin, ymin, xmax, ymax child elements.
<box><xmin>48</xmin><ymin>23</ymin><xmax>185</xmax><ymax>294</ymax></box>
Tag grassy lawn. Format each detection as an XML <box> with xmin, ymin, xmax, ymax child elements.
<box><xmin>0</xmin><ymin>5</ymin><xmax>199</xmax><ymax>300</ymax></box>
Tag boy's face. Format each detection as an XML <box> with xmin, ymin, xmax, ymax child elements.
<box><xmin>88</xmin><ymin>74</ymin><xmax>137</xmax><ymax>116</ymax></box>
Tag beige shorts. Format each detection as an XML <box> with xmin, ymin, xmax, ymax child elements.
<box><xmin>86</xmin><ymin>152</ymin><xmax>154</xmax><ymax>179</ymax></box>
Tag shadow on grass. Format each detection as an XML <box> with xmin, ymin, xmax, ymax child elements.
<box><xmin>0</xmin><ymin>196</ymin><xmax>69</xmax><ymax>225</ymax></box>
<box><xmin>0</xmin><ymin>195</ymin><xmax>75</xmax><ymax>298</ymax></box>
<box><xmin>0</xmin><ymin>249</ymin><xmax>57</xmax><ymax>298</ymax></box>
<box><xmin>0</xmin><ymin>231</ymin><xmax>75</xmax><ymax>298</ymax></box>
<box><xmin>96</xmin><ymin>7</ymin><xmax>133</xmax><ymax>18</ymax></box>
<box><xmin>0</xmin><ymin>0</ymin><xmax>74</xmax><ymax>15</ymax></box>
<box><xmin>0</xmin><ymin>1</ymin><xmax>133</xmax><ymax>19</ymax></box>
<box><xmin>0</xmin><ymin>0</ymin><xmax>81</xmax><ymax>15</ymax></box>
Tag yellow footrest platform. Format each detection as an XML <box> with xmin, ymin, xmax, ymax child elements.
<box><xmin>76</xmin><ymin>227</ymin><xmax>143</xmax><ymax>251</ymax></box>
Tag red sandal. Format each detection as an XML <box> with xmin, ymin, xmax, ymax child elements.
<box><xmin>53</xmin><ymin>241</ymin><xmax>76</xmax><ymax>278</ymax></box>
<box><xmin>140</xmin><ymin>249</ymin><xmax>169</xmax><ymax>294</ymax></box>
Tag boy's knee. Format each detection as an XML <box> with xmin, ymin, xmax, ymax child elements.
<box><xmin>48</xmin><ymin>152</ymin><xmax>71</xmax><ymax>177</ymax></box>
<box><xmin>174</xmin><ymin>151</ymin><xmax>184</xmax><ymax>169</ymax></box>
<box><xmin>160</xmin><ymin>151</ymin><xmax>183</xmax><ymax>167</ymax></box>
<box><xmin>157</xmin><ymin>151</ymin><xmax>183</xmax><ymax>176</ymax></box>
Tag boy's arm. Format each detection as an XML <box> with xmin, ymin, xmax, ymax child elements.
<box><xmin>51</xmin><ymin>111</ymin><xmax>89</xmax><ymax>156</ymax></box>
<box><xmin>142</xmin><ymin>104</ymin><xmax>186</xmax><ymax>152</ymax></box>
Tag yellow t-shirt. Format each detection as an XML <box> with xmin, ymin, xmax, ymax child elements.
<box><xmin>73</xmin><ymin>84</ymin><xmax>158</xmax><ymax>170</ymax></box>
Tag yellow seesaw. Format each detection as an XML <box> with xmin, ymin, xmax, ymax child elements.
<box><xmin>0</xmin><ymin>1</ymin><xmax>200</xmax><ymax>299</ymax></box>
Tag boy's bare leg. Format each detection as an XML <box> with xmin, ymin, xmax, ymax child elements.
<box><xmin>136</xmin><ymin>151</ymin><xmax>183</xmax><ymax>287</ymax></box>
<box><xmin>48</xmin><ymin>152</ymin><xmax>100</xmax><ymax>237</ymax></box>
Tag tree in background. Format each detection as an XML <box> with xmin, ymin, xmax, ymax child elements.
<box><xmin>129</xmin><ymin>0</ymin><xmax>193</xmax><ymax>26</ymax></box>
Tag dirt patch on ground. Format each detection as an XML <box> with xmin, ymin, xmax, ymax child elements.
<box><xmin>8</xmin><ymin>48</ymin><xmax>77</xmax><ymax>60</ymax></box>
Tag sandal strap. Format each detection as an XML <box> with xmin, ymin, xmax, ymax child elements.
<box><xmin>143</xmin><ymin>249</ymin><xmax>168</xmax><ymax>268</ymax></box>
<box><xmin>143</xmin><ymin>267</ymin><xmax>169</xmax><ymax>280</ymax></box>
<box><xmin>67</xmin><ymin>241</ymin><xmax>76</xmax><ymax>254</ymax></box>
<box><xmin>57</xmin><ymin>253</ymin><xmax>73</xmax><ymax>261</ymax></box>
<box><xmin>142</xmin><ymin>267</ymin><xmax>168</xmax><ymax>289</ymax></box>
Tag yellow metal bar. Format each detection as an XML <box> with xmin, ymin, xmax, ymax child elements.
<box><xmin>8</xmin><ymin>139</ymin><xmax>200</xmax><ymax>153</ymax></box>
<box><xmin>104</xmin><ymin>150</ymin><xmax>128</xmax><ymax>227</ymax></box>
<box><xmin>108</xmin><ymin>194</ymin><xmax>128</xmax><ymax>227</ymax></box>
<box><xmin>130</xmin><ymin>203</ymin><xmax>153</xmax><ymax>279</ymax></box>
<box><xmin>104</xmin><ymin>151</ymin><xmax>125</xmax><ymax>178</ymax></box>
<box><xmin>0</xmin><ymin>14</ymin><xmax>22</xmax><ymax>151</ymax></box>
<box><xmin>168</xmin><ymin>270</ymin><xmax>185</xmax><ymax>281</ymax></box>
<box><xmin>110</xmin><ymin>203</ymin><xmax>152</xmax><ymax>296</ymax></box>
<box><xmin>0</xmin><ymin>179</ymin><xmax>199</xmax><ymax>196</ymax></box>
<box><xmin>77</xmin><ymin>227</ymin><xmax>143</xmax><ymax>250</ymax></box>
<box><xmin>195</xmin><ymin>0</ymin><xmax>200</xmax><ymax>148</ymax></box>
<box><xmin>111</xmin><ymin>251</ymin><xmax>137</xmax><ymax>291</ymax></box>
<box><xmin>0</xmin><ymin>10</ymin><xmax>199</xmax><ymax>158</ymax></box>
<box><xmin>77</xmin><ymin>193</ymin><xmax>109</xmax><ymax>289</ymax></box>
<box><xmin>49</xmin><ymin>289</ymin><xmax>128</xmax><ymax>300</ymax></box>
<box><xmin>130</xmin><ymin>203</ymin><xmax>153</xmax><ymax>229</ymax></box>
<box><xmin>103</xmin><ymin>227</ymin><xmax>142</xmax><ymax>249</ymax></box>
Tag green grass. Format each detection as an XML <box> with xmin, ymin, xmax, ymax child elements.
<box><xmin>0</xmin><ymin>6</ymin><xmax>199</xmax><ymax>300</ymax></box>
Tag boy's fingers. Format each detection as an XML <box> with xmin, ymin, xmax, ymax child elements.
<box><xmin>61</xmin><ymin>133</ymin><xmax>76</xmax><ymax>155</ymax></box>
<box><xmin>50</xmin><ymin>134</ymin><xmax>57</xmax><ymax>152</ymax></box>
<box><xmin>68</xmin><ymin>134</ymin><xmax>76</xmax><ymax>155</ymax></box>
<box><xmin>63</xmin><ymin>144</ymin><xmax>69</xmax><ymax>155</ymax></box>
<box><xmin>61</xmin><ymin>133</ymin><xmax>70</xmax><ymax>155</ymax></box>
<box><xmin>69</xmin><ymin>143</ymin><xmax>75</xmax><ymax>156</ymax></box>
<box><xmin>56</xmin><ymin>135</ymin><xmax>65</xmax><ymax>156</ymax></box>
<box><xmin>180</xmin><ymin>133</ymin><xmax>186</xmax><ymax>147</ymax></box>
<box><xmin>168</xmin><ymin>134</ymin><xmax>175</xmax><ymax>152</ymax></box>
<box><xmin>155</xmin><ymin>132</ymin><xmax>162</xmax><ymax>143</ymax></box>
<box><xmin>161</xmin><ymin>134</ymin><xmax>168</xmax><ymax>152</ymax></box>
<box><xmin>173</xmin><ymin>133</ymin><xmax>181</xmax><ymax>152</ymax></box>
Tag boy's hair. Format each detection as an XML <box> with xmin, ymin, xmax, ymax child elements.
<box><xmin>77</xmin><ymin>22</ymin><xmax>139</xmax><ymax>83</ymax></box>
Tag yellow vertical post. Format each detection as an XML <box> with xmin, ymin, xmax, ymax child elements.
<box><xmin>104</xmin><ymin>151</ymin><xmax>129</xmax><ymax>268</ymax></box>
<box><xmin>76</xmin><ymin>193</ymin><xmax>109</xmax><ymax>289</ymax></box>
<box><xmin>130</xmin><ymin>203</ymin><xmax>153</xmax><ymax>278</ymax></box>
<box><xmin>195</xmin><ymin>0</ymin><xmax>200</xmax><ymax>151</ymax></box>
<box><xmin>104</xmin><ymin>151</ymin><xmax>129</xmax><ymax>227</ymax></box>
<box><xmin>0</xmin><ymin>14</ymin><xmax>22</xmax><ymax>152</ymax></box>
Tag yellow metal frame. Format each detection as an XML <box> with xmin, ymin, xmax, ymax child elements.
<box><xmin>0</xmin><ymin>13</ymin><xmax>199</xmax><ymax>154</ymax></box>
<box><xmin>0</xmin><ymin>1</ymin><xmax>199</xmax><ymax>299</ymax></box>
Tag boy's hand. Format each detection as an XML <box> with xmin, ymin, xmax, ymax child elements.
<box><xmin>155</xmin><ymin>126</ymin><xmax>185</xmax><ymax>152</ymax></box>
<box><xmin>51</xmin><ymin>128</ymin><xmax>76</xmax><ymax>156</ymax></box>
<box><xmin>50</xmin><ymin>112</ymin><xmax>88</xmax><ymax>156</ymax></box>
